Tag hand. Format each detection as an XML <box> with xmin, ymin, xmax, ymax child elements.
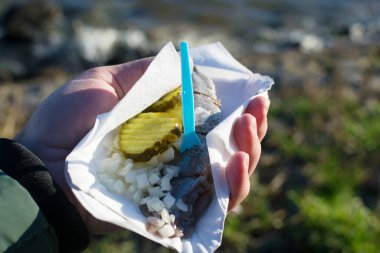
<box><xmin>15</xmin><ymin>57</ymin><xmax>269</xmax><ymax>233</ymax></box>
<box><xmin>227</xmin><ymin>96</ymin><xmax>269</xmax><ymax>211</ymax></box>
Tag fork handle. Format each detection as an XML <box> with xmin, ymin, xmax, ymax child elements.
<box><xmin>180</xmin><ymin>42</ymin><xmax>196</xmax><ymax>135</ymax></box>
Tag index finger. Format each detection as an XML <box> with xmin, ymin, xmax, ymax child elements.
<box><xmin>105</xmin><ymin>57</ymin><xmax>155</xmax><ymax>97</ymax></box>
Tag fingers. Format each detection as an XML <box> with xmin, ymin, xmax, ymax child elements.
<box><xmin>105</xmin><ymin>57</ymin><xmax>155</xmax><ymax>97</ymax></box>
<box><xmin>226</xmin><ymin>152</ymin><xmax>250</xmax><ymax>211</ymax></box>
<box><xmin>108</xmin><ymin>53</ymin><xmax>193</xmax><ymax>97</ymax></box>
<box><xmin>244</xmin><ymin>96</ymin><xmax>270</xmax><ymax>141</ymax></box>
<box><xmin>227</xmin><ymin>96</ymin><xmax>269</xmax><ymax>210</ymax></box>
<box><xmin>233</xmin><ymin>113</ymin><xmax>261</xmax><ymax>176</ymax></box>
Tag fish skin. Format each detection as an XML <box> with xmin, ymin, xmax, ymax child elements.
<box><xmin>193</xmin><ymin>68</ymin><xmax>222</xmax><ymax>134</ymax></box>
<box><xmin>169</xmin><ymin>67</ymin><xmax>221</xmax><ymax>238</ymax></box>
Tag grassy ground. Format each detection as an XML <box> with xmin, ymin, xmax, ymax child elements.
<box><xmin>1</xmin><ymin>44</ymin><xmax>380</xmax><ymax>252</ymax></box>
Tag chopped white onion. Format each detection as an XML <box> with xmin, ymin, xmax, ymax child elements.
<box><xmin>140</xmin><ymin>197</ymin><xmax>150</xmax><ymax>205</ymax></box>
<box><xmin>164</xmin><ymin>165</ymin><xmax>180</xmax><ymax>177</ymax></box>
<box><xmin>136</xmin><ymin>173</ymin><xmax>149</xmax><ymax>189</ymax></box>
<box><xmin>147</xmin><ymin>197</ymin><xmax>165</xmax><ymax>213</ymax></box>
<box><xmin>148</xmin><ymin>186</ymin><xmax>164</xmax><ymax>198</ymax></box>
<box><xmin>158</xmin><ymin>147</ymin><xmax>175</xmax><ymax>163</ymax></box>
<box><xmin>124</xmin><ymin>170</ymin><xmax>137</xmax><ymax>184</ymax></box>
<box><xmin>98</xmin><ymin>173</ymin><xmax>109</xmax><ymax>183</ymax></box>
<box><xmin>158</xmin><ymin>224</ymin><xmax>175</xmax><ymax>238</ymax></box>
<box><xmin>125</xmin><ymin>184</ymin><xmax>137</xmax><ymax>198</ymax></box>
<box><xmin>176</xmin><ymin>199</ymin><xmax>188</xmax><ymax>212</ymax></box>
<box><xmin>148</xmin><ymin>173</ymin><xmax>160</xmax><ymax>185</ymax></box>
<box><xmin>113</xmin><ymin>179</ymin><xmax>126</xmax><ymax>194</ymax></box>
<box><xmin>157</xmin><ymin>162</ymin><xmax>164</xmax><ymax>170</ymax></box>
<box><xmin>98</xmin><ymin>158</ymin><xmax>111</xmax><ymax>173</ymax></box>
<box><xmin>170</xmin><ymin>214</ymin><xmax>176</xmax><ymax>224</ymax></box>
<box><xmin>160</xmin><ymin>208</ymin><xmax>171</xmax><ymax>224</ymax></box>
<box><xmin>101</xmin><ymin>177</ymin><xmax>116</xmax><ymax>189</ymax></box>
<box><xmin>98</xmin><ymin>143</ymin><xmax>188</xmax><ymax>239</ymax></box>
<box><xmin>133</xmin><ymin>190</ymin><xmax>143</xmax><ymax>203</ymax></box>
<box><xmin>160</xmin><ymin>174</ymin><xmax>173</xmax><ymax>191</ymax></box>
<box><xmin>163</xmin><ymin>193</ymin><xmax>176</xmax><ymax>209</ymax></box>
<box><xmin>146</xmin><ymin>216</ymin><xmax>165</xmax><ymax>229</ymax></box>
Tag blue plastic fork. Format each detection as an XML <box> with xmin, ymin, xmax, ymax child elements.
<box><xmin>179</xmin><ymin>41</ymin><xmax>201</xmax><ymax>153</ymax></box>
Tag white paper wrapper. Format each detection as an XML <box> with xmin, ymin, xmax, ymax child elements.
<box><xmin>65</xmin><ymin>42</ymin><xmax>274</xmax><ymax>253</ymax></box>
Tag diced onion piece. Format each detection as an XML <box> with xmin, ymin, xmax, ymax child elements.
<box><xmin>148</xmin><ymin>186</ymin><xmax>164</xmax><ymax>198</ymax></box>
<box><xmin>158</xmin><ymin>224</ymin><xmax>175</xmax><ymax>238</ymax></box>
<box><xmin>160</xmin><ymin>175</ymin><xmax>172</xmax><ymax>191</ymax></box>
<box><xmin>146</xmin><ymin>216</ymin><xmax>165</xmax><ymax>229</ymax></box>
<box><xmin>98</xmin><ymin>158</ymin><xmax>111</xmax><ymax>173</ymax></box>
<box><xmin>176</xmin><ymin>199</ymin><xmax>188</xmax><ymax>212</ymax></box>
<box><xmin>157</xmin><ymin>162</ymin><xmax>164</xmax><ymax>170</ymax></box>
<box><xmin>163</xmin><ymin>193</ymin><xmax>176</xmax><ymax>209</ymax></box>
<box><xmin>101</xmin><ymin>156</ymin><xmax>119</xmax><ymax>175</ymax></box>
<box><xmin>113</xmin><ymin>179</ymin><xmax>126</xmax><ymax>194</ymax></box>
<box><xmin>126</xmin><ymin>184</ymin><xmax>137</xmax><ymax>198</ymax></box>
<box><xmin>123</xmin><ymin>159</ymin><xmax>134</xmax><ymax>167</ymax></box>
<box><xmin>117</xmin><ymin>165</ymin><xmax>131</xmax><ymax>176</ymax></box>
<box><xmin>124</xmin><ymin>170</ymin><xmax>137</xmax><ymax>184</ymax></box>
<box><xmin>170</xmin><ymin>214</ymin><xmax>176</xmax><ymax>224</ymax></box>
<box><xmin>140</xmin><ymin>197</ymin><xmax>150</xmax><ymax>205</ymax></box>
<box><xmin>160</xmin><ymin>208</ymin><xmax>171</xmax><ymax>224</ymax></box>
<box><xmin>146</xmin><ymin>197</ymin><xmax>158</xmax><ymax>212</ymax></box>
<box><xmin>146</xmin><ymin>156</ymin><xmax>159</xmax><ymax>167</ymax></box>
<box><xmin>118</xmin><ymin>160</ymin><xmax>134</xmax><ymax>176</ymax></box>
<box><xmin>101</xmin><ymin>177</ymin><xmax>116</xmax><ymax>189</ymax></box>
<box><xmin>98</xmin><ymin>173</ymin><xmax>109</xmax><ymax>183</ymax></box>
<box><xmin>133</xmin><ymin>190</ymin><xmax>143</xmax><ymax>203</ymax></box>
<box><xmin>111</xmin><ymin>152</ymin><xmax>123</xmax><ymax>160</ymax></box>
<box><xmin>136</xmin><ymin>173</ymin><xmax>149</xmax><ymax>189</ymax></box>
<box><xmin>158</xmin><ymin>147</ymin><xmax>175</xmax><ymax>163</ymax></box>
<box><xmin>164</xmin><ymin>165</ymin><xmax>180</xmax><ymax>177</ymax></box>
<box><xmin>148</xmin><ymin>173</ymin><xmax>160</xmax><ymax>185</ymax></box>
<box><xmin>147</xmin><ymin>197</ymin><xmax>165</xmax><ymax>213</ymax></box>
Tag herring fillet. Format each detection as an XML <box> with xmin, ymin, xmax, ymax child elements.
<box><xmin>169</xmin><ymin>67</ymin><xmax>221</xmax><ymax>238</ymax></box>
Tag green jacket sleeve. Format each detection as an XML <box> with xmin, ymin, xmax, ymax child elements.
<box><xmin>0</xmin><ymin>170</ymin><xmax>58</xmax><ymax>253</ymax></box>
<box><xmin>0</xmin><ymin>138</ymin><xmax>89</xmax><ymax>253</ymax></box>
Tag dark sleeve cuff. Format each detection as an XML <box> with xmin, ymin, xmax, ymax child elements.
<box><xmin>0</xmin><ymin>138</ymin><xmax>89</xmax><ymax>253</ymax></box>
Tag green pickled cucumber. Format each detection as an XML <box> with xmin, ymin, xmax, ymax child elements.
<box><xmin>145</xmin><ymin>86</ymin><xmax>181</xmax><ymax>112</ymax></box>
<box><xmin>119</xmin><ymin>112</ymin><xmax>182</xmax><ymax>162</ymax></box>
<box><xmin>166</xmin><ymin>104</ymin><xmax>182</xmax><ymax>123</ymax></box>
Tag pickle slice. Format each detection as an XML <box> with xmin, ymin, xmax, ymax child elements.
<box><xmin>166</xmin><ymin>104</ymin><xmax>182</xmax><ymax>123</ymax></box>
<box><xmin>145</xmin><ymin>86</ymin><xmax>181</xmax><ymax>112</ymax></box>
<box><xmin>119</xmin><ymin>112</ymin><xmax>182</xmax><ymax>162</ymax></box>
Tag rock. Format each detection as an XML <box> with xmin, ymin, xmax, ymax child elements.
<box><xmin>300</xmin><ymin>34</ymin><xmax>324</xmax><ymax>53</ymax></box>
<box><xmin>73</xmin><ymin>21</ymin><xmax>119</xmax><ymax>64</ymax></box>
<box><xmin>1</xmin><ymin>0</ymin><xmax>65</xmax><ymax>43</ymax></box>
<box><xmin>350</xmin><ymin>23</ymin><xmax>365</xmax><ymax>43</ymax></box>
<box><xmin>73</xmin><ymin>21</ymin><xmax>152</xmax><ymax>65</ymax></box>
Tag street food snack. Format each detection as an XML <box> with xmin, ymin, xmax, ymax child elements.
<box><xmin>97</xmin><ymin>68</ymin><xmax>221</xmax><ymax>238</ymax></box>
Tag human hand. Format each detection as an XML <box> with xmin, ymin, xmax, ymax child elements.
<box><xmin>227</xmin><ymin>95</ymin><xmax>269</xmax><ymax>211</ymax></box>
<box><xmin>15</xmin><ymin>57</ymin><xmax>269</xmax><ymax>233</ymax></box>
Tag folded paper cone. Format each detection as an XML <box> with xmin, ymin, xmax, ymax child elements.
<box><xmin>65</xmin><ymin>42</ymin><xmax>274</xmax><ymax>253</ymax></box>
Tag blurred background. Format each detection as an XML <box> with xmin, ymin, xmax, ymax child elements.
<box><xmin>1</xmin><ymin>0</ymin><xmax>380</xmax><ymax>252</ymax></box>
